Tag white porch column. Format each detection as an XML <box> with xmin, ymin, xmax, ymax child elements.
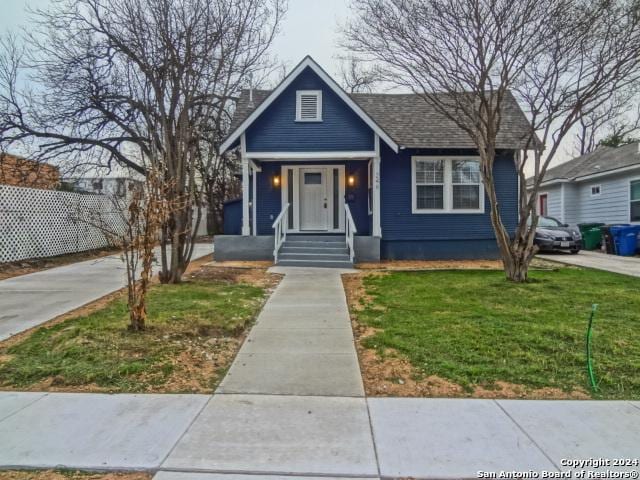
<box><xmin>372</xmin><ymin>134</ymin><xmax>382</xmax><ymax>237</ymax></box>
<box><xmin>250</xmin><ymin>160</ymin><xmax>261</xmax><ymax>236</ymax></box>
<box><xmin>241</xmin><ymin>133</ymin><xmax>250</xmax><ymax>236</ymax></box>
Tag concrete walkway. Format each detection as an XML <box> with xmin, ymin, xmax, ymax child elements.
<box><xmin>538</xmin><ymin>250</ymin><xmax>640</xmax><ymax>277</ymax></box>
<box><xmin>0</xmin><ymin>244</ymin><xmax>213</xmax><ymax>341</ymax></box>
<box><xmin>0</xmin><ymin>266</ymin><xmax>639</xmax><ymax>478</ymax></box>
<box><xmin>216</xmin><ymin>266</ymin><xmax>364</xmax><ymax>397</ymax></box>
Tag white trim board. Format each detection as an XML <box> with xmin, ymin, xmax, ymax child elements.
<box><xmin>246</xmin><ymin>151</ymin><xmax>376</xmax><ymax>160</ymax></box>
<box><xmin>219</xmin><ymin>56</ymin><xmax>399</xmax><ymax>154</ymax></box>
<box><xmin>538</xmin><ymin>164</ymin><xmax>640</xmax><ymax>188</ymax></box>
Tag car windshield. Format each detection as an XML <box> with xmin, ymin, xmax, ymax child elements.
<box><xmin>537</xmin><ymin>216</ymin><xmax>563</xmax><ymax>228</ymax></box>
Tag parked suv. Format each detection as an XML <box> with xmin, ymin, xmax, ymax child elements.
<box><xmin>533</xmin><ymin>216</ymin><xmax>582</xmax><ymax>254</ymax></box>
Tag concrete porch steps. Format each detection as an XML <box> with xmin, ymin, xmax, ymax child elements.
<box><xmin>276</xmin><ymin>235</ymin><xmax>353</xmax><ymax>268</ymax></box>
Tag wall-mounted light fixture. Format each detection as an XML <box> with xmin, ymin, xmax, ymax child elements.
<box><xmin>347</xmin><ymin>175</ymin><xmax>356</xmax><ymax>187</ymax></box>
<box><xmin>272</xmin><ymin>175</ymin><xmax>281</xmax><ymax>187</ymax></box>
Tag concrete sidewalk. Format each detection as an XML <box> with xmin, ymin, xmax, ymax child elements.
<box><xmin>0</xmin><ymin>392</ymin><xmax>638</xmax><ymax>478</ymax></box>
<box><xmin>0</xmin><ymin>244</ymin><xmax>212</xmax><ymax>341</ymax></box>
<box><xmin>538</xmin><ymin>250</ymin><xmax>640</xmax><ymax>277</ymax></box>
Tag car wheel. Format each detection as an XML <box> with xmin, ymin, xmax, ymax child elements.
<box><xmin>570</xmin><ymin>248</ymin><xmax>580</xmax><ymax>255</ymax></box>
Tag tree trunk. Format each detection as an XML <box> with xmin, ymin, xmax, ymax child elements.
<box><xmin>481</xmin><ymin>152</ymin><xmax>534</xmax><ymax>283</ymax></box>
<box><xmin>501</xmin><ymin>250</ymin><xmax>530</xmax><ymax>283</ymax></box>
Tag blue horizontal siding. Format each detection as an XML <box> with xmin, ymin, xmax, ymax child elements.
<box><xmin>380</xmin><ymin>145</ymin><xmax>518</xmax><ymax>242</ymax></box>
<box><xmin>223</xmin><ymin>199</ymin><xmax>242</xmax><ymax>235</ymax></box>
<box><xmin>255</xmin><ymin>160</ymin><xmax>370</xmax><ymax>236</ymax></box>
<box><xmin>246</xmin><ymin>67</ymin><xmax>374</xmax><ymax>152</ymax></box>
<box><xmin>382</xmin><ymin>239</ymin><xmax>500</xmax><ymax>260</ymax></box>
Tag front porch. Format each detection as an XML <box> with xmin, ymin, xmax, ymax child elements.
<box><xmin>216</xmin><ymin>145</ymin><xmax>382</xmax><ymax>265</ymax></box>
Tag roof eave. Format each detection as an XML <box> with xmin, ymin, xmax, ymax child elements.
<box><xmin>219</xmin><ymin>56</ymin><xmax>399</xmax><ymax>154</ymax></box>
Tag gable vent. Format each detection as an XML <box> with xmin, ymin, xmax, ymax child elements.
<box><xmin>296</xmin><ymin>90</ymin><xmax>322</xmax><ymax>121</ymax></box>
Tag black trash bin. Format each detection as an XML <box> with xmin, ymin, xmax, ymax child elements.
<box><xmin>601</xmin><ymin>225</ymin><xmax>616</xmax><ymax>254</ymax></box>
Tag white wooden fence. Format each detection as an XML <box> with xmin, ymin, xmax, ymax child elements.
<box><xmin>0</xmin><ymin>184</ymin><xmax>125</xmax><ymax>263</ymax></box>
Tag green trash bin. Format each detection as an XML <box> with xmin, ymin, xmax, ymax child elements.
<box><xmin>578</xmin><ymin>223</ymin><xmax>605</xmax><ymax>250</ymax></box>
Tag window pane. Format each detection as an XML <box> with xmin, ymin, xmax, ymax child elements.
<box><xmin>453</xmin><ymin>184</ymin><xmax>480</xmax><ymax>209</ymax></box>
<box><xmin>452</xmin><ymin>160</ymin><xmax>480</xmax><ymax>183</ymax></box>
<box><xmin>416</xmin><ymin>159</ymin><xmax>444</xmax><ymax>183</ymax></box>
<box><xmin>631</xmin><ymin>201</ymin><xmax>640</xmax><ymax>222</ymax></box>
<box><xmin>631</xmin><ymin>180</ymin><xmax>640</xmax><ymax>201</ymax></box>
<box><xmin>304</xmin><ymin>172</ymin><xmax>322</xmax><ymax>184</ymax></box>
<box><xmin>417</xmin><ymin>185</ymin><xmax>444</xmax><ymax>209</ymax></box>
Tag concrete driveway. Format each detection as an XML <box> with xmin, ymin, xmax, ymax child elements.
<box><xmin>538</xmin><ymin>250</ymin><xmax>640</xmax><ymax>277</ymax></box>
<box><xmin>0</xmin><ymin>243</ymin><xmax>213</xmax><ymax>341</ymax></box>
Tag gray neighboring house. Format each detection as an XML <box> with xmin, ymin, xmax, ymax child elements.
<box><xmin>528</xmin><ymin>142</ymin><xmax>640</xmax><ymax>225</ymax></box>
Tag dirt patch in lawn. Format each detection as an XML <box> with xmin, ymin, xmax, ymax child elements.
<box><xmin>190</xmin><ymin>264</ymin><xmax>282</xmax><ymax>290</ymax></box>
<box><xmin>0</xmin><ymin>471</ymin><xmax>150</xmax><ymax>480</ymax></box>
<box><xmin>356</xmin><ymin>259</ymin><xmax>504</xmax><ymax>270</ymax></box>
<box><xmin>356</xmin><ymin>257</ymin><xmax>561</xmax><ymax>272</ymax></box>
<box><xmin>343</xmin><ymin>271</ymin><xmax>590</xmax><ymax>400</ymax></box>
<box><xmin>0</xmin><ymin>247</ymin><xmax>121</xmax><ymax>281</ymax></box>
<box><xmin>206</xmin><ymin>260</ymin><xmax>274</xmax><ymax>269</ymax></box>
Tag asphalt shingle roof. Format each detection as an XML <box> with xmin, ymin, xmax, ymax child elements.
<box><xmin>228</xmin><ymin>89</ymin><xmax>534</xmax><ymax>150</ymax></box>
<box><xmin>530</xmin><ymin>142</ymin><xmax>640</xmax><ymax>185</ymax></box>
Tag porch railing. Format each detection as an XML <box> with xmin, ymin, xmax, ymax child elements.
<box><xmin>272</xmin><ymin>203</ymin><xmax>290</xmax><ymax>263</ymax></box>
<box><xmin>345</xmin><ymin>204</ymin><xmax>357</xmax><ymax>263</ymax></box>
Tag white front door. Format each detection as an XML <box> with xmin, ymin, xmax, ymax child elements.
<box><xmin>299</xmin><ymin>168</ymin><xmax>329</xmax><ymax>230</ymax></box>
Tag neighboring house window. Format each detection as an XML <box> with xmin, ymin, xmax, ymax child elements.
<box><xmin>631</xmin><ymin>180</ymin><xmax>640</xmax><ymax>222</ymax></box>
<box><xmin>296</xmin><ymin>90</ymin><xmax>322</xmax><ymax>121</ymax></box>
<box><xmin>367</xmin><ymin>159</ymin><xmax>373</xmax><ymax>214</ymax></box>
<box><xmin>539</xmin><ymin>194</ymin><xmax>548</xmax><ymax>216</ymax></box>
<box><xmin>412</xmin><ymin>157</ymin><xmax>484</xmax><ymax>213</ymax></box>
<box><xmin>591</xmin><ymin>185</ymin><xmax>601</xmax><ymax>196</ymax></box>
<box><xmin>116</xmin><ymin>180</ymin><xmax>126</xmax><ymax>197</ymax></box>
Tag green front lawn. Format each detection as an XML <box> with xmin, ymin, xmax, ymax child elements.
<box><xmin>352</xmin><ymin>266</ymin><xmax>640</xmax><ymax>399</ymax></box>
<box><xmin>0</xmin><ymin>270</ymin><xmax>272</xmax><ymax>393</ymax></box>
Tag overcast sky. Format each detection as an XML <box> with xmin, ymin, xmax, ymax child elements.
<box><xmin>1</xmin><ymin>0</ymin><xmax>352</xmax><ymax>77</ymax></box>
<box><xmin>2</xmin><ymin>0</ymin><xmax>574</xmax><ymax>170</ymax></box>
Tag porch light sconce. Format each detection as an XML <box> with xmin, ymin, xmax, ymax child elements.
<box><xmin>272</xmin><ymin>175</ymin><xmax>281</xmax><ymax>187</ymax></box>
<box><xmin>347</xmin><ymin>175</ymin><xmax>356</xmax><ymax>187</ymax></box>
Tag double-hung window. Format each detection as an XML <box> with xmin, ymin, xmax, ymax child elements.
<box><xmin>412</xmin><ymin>157</ymin><xmax>484</xmax><ymax>213</ymax></box>
<box><xmin>414</xmin><ymin>159</ymin><xmax>445</xmax><ymax>210</ymax></box>
<box><xmin>631</xmin><ymin>180</ymin><xmax>640</xmax><ymax>222</ymax></box>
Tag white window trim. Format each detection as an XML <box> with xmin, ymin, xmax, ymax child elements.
<box><xmin>296</xmin><ymin>90</ymin><xmax>322</xmax><ymax>122</ymax></box>
<box><xmin>411</xmin><ymin>156</ymin><xmax>485</xmax><ymax>214</ymax></box>
<box><xmin>590</xmin><ymin>184</ymin><xmax>602</xmax><ymax>197</ymax></box>
<box><xmin>367</xmin><ymin>159</ymin><xmax>373</xmax><ymax>215</ymax></box>
<box><xmin>630</xmin><ymin>177</ymin><xmax>640</xmax><ymax>223</ymax></box>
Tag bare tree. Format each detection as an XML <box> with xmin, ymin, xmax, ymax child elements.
<box><xmin>82</xmin><ymin>168</ymin><xmax>175</xmax><ymax>331</ymax></box>
<box><xmin>575</xmin><ymin>93</ymin><xmax>640</xmax><ymax>155</ymax></box>
<box><xmin>345</xmin><ymin>0</ymin><xmax>640</xmax><ymax>282</ymax></box>
<box><xmin>337</xmin><ymin>55</ymin><xmax>382</xmax><ymax>93</ymax></box>
<box><xmin>0</xmin><ymin>0</ymin><xmax>286</xmax><ymax>283</ymax></box>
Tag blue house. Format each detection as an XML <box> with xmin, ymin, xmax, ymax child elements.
<box><xmin>216</xmin><ymin>56</ymin><xmax>532</xmax><ymax>267</ymax></box>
